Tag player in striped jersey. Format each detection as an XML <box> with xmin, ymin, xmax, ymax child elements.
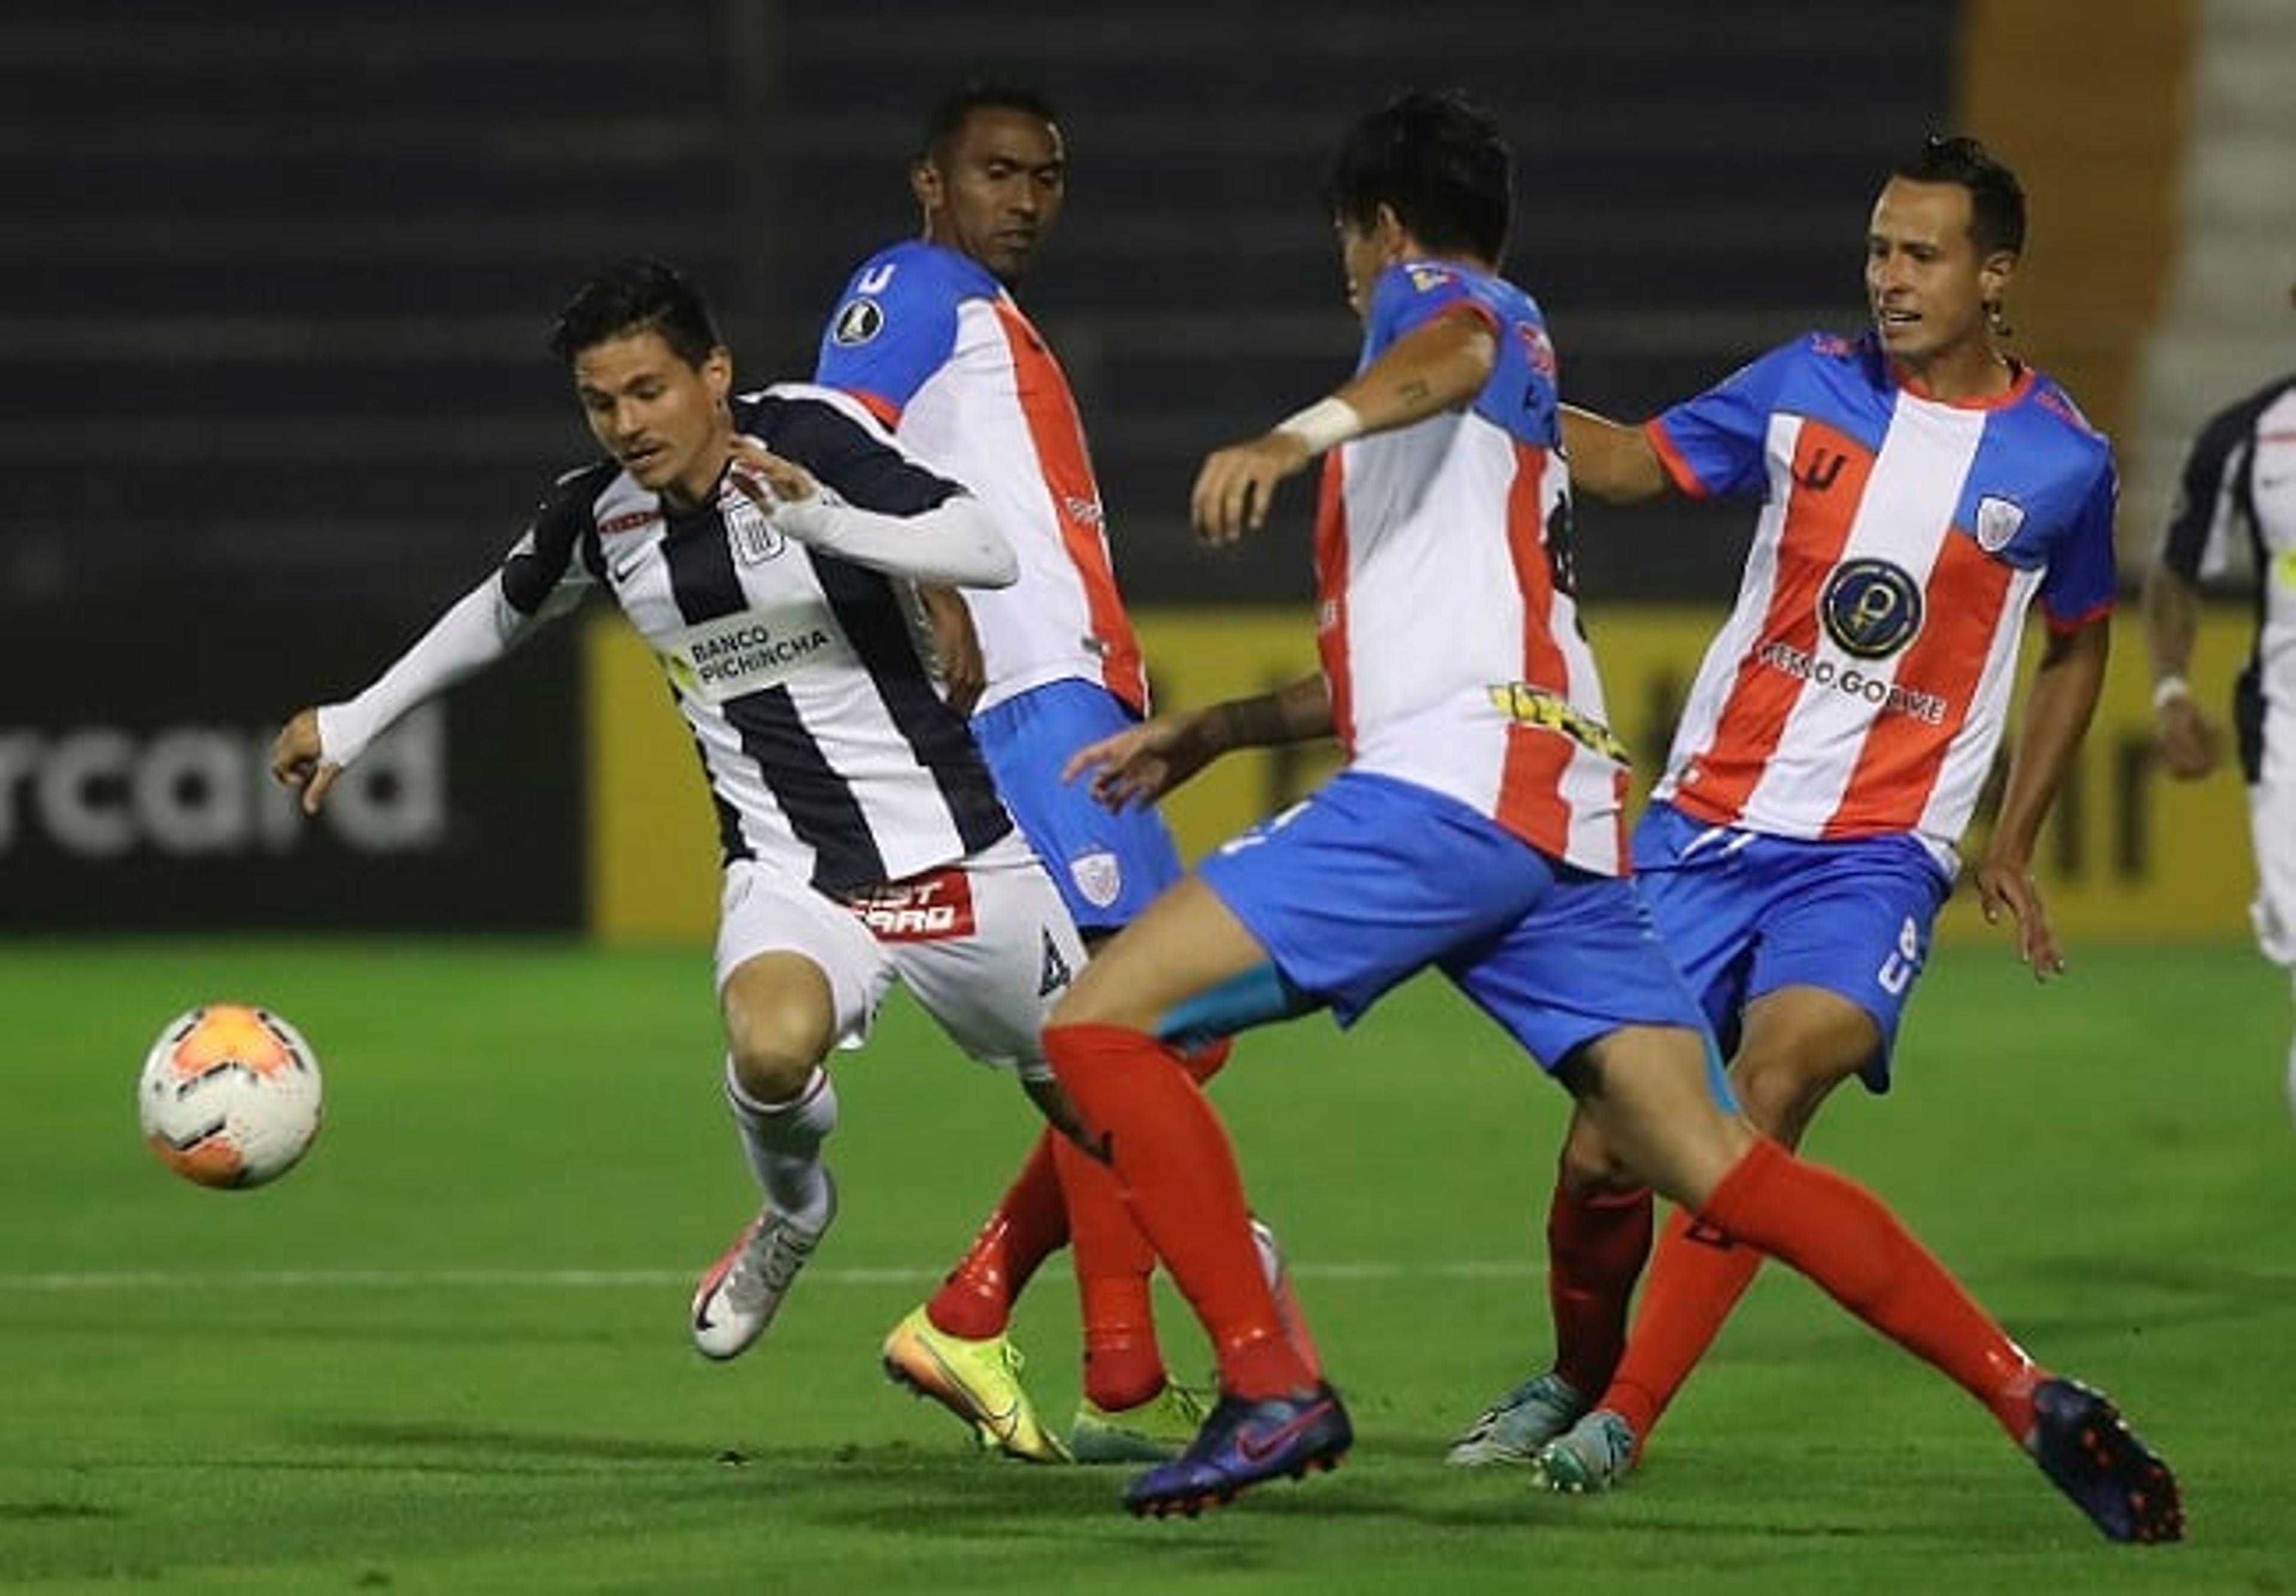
<box><xmin>1035</xmin><ymin>97</ymin><xmax>2175</xmax><ymax>1536</ymax></box>
<box><xmin>269</xmin><ymin>258</ymin><xmax>1096</xmax><ymax>1372</ymax></box>
<box><xmin>1448</xmin><ymin>139</ymin><xmax>2163</xmax><ymax>1520</ymax></box>
<box><xmin>814</xmin><ymin>85</ymin><xmax>1299</xmax><ymax>1465</ymax></box>
<box><xmin>2144</xmin><ymin>287</ymin><xmax>2296</xmax><ymax>1118</ymax></box>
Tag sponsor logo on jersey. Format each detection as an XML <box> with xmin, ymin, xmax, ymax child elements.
<box><xmin>599</xmin><ymin>507</ymin><xmax>661</xmax><ymax>537</ymax></box>
<box><xmin>659</xmin><ymin>609</ymin><xmax>852</xmax><ymax>704</ymax></box>
<box><xmin>832</xmin><ymin>297</ymin><xmax>885</xmax><ymax>347</ymax></box>
<box><xmin>1819</xmin><ymin>558</ymin><xmax>1923</xmax><ymax>659</ymax></box>
<box><xmin>1062</xmin><ymin>494</ymin><xmax>1105</xmax><ymax>528</ymax></box>
<box><xmin>1406</xmin><ymin>265</ymin><xmax>1455</xmax><ymax>293</ymax></box>
<box><xmin>1516</xmin><ymin>323</ymin><xmax>1557</xmax><ymax>380</ymax></box>
<box><xmin>1750</xmin><ymin>638</ymin><xmax>1947</xmax><ymax>726</ymax></box>
<box><xmin>1485</xmin><ymin>683</ymin><xmax>1632</xmax><ymax>765</ymax></box>
<box><xmin>1068</xmin><ymin>848</ymin><xmax>1122</xmax><ymax>909</ymax></box>
<box><xmin>842</xmin><ymin>868</ymin><xmax>976</xmax><ymax>941</ymax></box>
<box><xmin>1973</xmin><ymin>495</ymin><xmax>2025</xmax><ymax>553</ymax></box>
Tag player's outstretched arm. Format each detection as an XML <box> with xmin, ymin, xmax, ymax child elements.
<box><xmin>1191</xmin><ymin>308</ymin><xmax>1498</xmax><ymax>545</ymax></box>
<box><xmin>1559</xmin><ymin>405</ymin><xmax>1671</xmax><ymax>503</ymax></box>
<box><xmin>1974</xmin><ymin>616</ymin><xmax>2109</xmax><ymax>980</ymax></box>
<box><xmin>2139</xmin><ymin>558</ymin><xmax>2219</xmax><ymax>778</ymax></box>
<box><xmin>268</xmin><ymin>575</ymin><xmax>531</xmax><ymax>816</ymax></box>
<box><xmin>728</xmin><ymin>435</ymin><xmax>1016</xmax><ymax>589</ymax></box>
<box><xmin>1064</xmin><ymin>674</ymin><xmax>1333</xmax><ymax>811</ymax></box>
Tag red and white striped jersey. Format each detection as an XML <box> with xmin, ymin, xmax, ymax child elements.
<box><xmin>1318</xmin><ymin>260</ymin><xmax>1629</xmax><ymax>876</ymax></box>
<box><xmin>814</xmin><ymin>241</ymin><xmax>1146</xmax><ymax>716</ymax></box>
<box><xmin>1646</xmin><ymin>331</ymin><xmax>2118</xmax><ymax>852</ymax></box>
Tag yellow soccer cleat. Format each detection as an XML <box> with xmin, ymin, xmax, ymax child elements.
<box><xmin>881</xmin><ymin>1305</ymin><xmax>1070</xmax><ymax>1463</ymax></box>
<box><xmin>1069</xmin><ymin>1380</ymin><xmax>1213</xmax><ymax>1464</ymax></box>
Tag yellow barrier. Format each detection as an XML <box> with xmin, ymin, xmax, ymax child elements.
<box><xmin>588</xmin><ymin>606</ymin><xmax>2260</xmax><ymax>946</ymax></box>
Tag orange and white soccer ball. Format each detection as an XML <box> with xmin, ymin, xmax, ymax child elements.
<box><xmin>138</xmin><ymin>1004</ymin><xmax>323</xmax><ymax>1189</ymax></box>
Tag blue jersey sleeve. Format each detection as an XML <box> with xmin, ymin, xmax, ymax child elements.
<box><xmin>1363</xmin><ymin>261</ymin><xmax>1499</xmax><ymax>360</ymax></box>
<box><xmin>1649</xmin><ymin>339</ymin><xmax>1808</xmax><ymax>499</ymax></box>
<box><xmin>2037</xmin><ymin>460</ymin><xmax>2118</xmax><ymax>628</ymax></box>
<box><xmin>811</xmin><ymin>248</ymin><xmax>964</xmax><ymax>425</ymax></box>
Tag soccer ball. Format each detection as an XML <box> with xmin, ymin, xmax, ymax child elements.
<box><xmin>138</xmin><ymin>1004</ymin><xmax>323</xmax><ymax>1189</ymax></box>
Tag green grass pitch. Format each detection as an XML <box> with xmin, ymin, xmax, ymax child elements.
<box><xmin>3</xmin><ymin>937</ymin><xmax>2291</xmax><ymax>1592</ymax></box>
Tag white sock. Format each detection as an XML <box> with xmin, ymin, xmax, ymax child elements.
<box><xmin>723</xmin><ymin>1060</ymin><xmax>838</xmax><ymax>1230</ymax></box>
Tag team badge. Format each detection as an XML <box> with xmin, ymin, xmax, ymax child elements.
<box><xmin>831</xmin><ymin>297</ymin><xmax>884</xmax><ymax>347</ymax></box>
<box><xmin>726</xmin><ymin>499</ymin><xmax>786</xmax><ymax>565</ymax></box>
<box><xmin>1069</xmin><ymin>849</ymin><xmax>1122</xmax><ymax>909</ymax></box>
<box><xmin>1819</xmin><ymin>558</ymin><xmax>1924</xmax><ymax>659</ymax></box>
<box><xmin>1974</xmin><ymin>495</ymin><xmax>2026</xmax><ymax>553</ymax></box>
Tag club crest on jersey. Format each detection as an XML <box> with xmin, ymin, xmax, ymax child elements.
<box><xmin>1068</xmin><ymin>849</ymin><xmax>1122</xmax><ymax>910</ymax></box>
<box><xmin>1819</xmin><ymin>558</ymin><xmax>1923</xmax><ymax>659</ymax></box>
<box><xmin>726</xmin><ymin>499</ymin><xmax>786</xmax><ymax>565</ymax></box>
<box><xmin>831</xmin><ymin>296</ymin><xmax>884</xmax><ymax>347</ymax></box>
<box><xmin>1973</xmin><ymin>495</ymin><xmax>2025</xmax><ymax>553</ymax></box>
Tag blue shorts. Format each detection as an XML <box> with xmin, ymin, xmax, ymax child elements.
<box><xmin>1196</xmin><ymin>771</ymin><xmax>1709</xmax><ymax>1075</ymax></box>
<box><xmin>972</xmin><ymin>679</ymin><xmax>1186</xmax><ymax>935</ymax></box>
<box><xmin>1632</xmin><ymin>802</ymin><xmax>1953</xmax><ymax>1093</ymax></box>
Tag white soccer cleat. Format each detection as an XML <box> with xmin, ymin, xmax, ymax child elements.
<box><xmin>690</xmin><ymin>1175</ymin><xmax>836</xmax><ymax>1360</ymax></box>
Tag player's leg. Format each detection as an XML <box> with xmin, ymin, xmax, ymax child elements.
<box><xmin>1550</xmin><ymin>1023</ymin><xmax>2182</xmax><ymax>1540</ymax></box>
<box><xmin>917</xmin><ymin>683</ymin><xmax>1205</xmax><ymax>1456</ymax></box>
<box><xmin>1451</xmin><ymin>808</ymin><xmax>1755</xmax><ymax>1465</ymax></box>
<box><xmin>692</xmin><ymin>867</ymin><xmax>881</xmax><ymax>1360</ymax></box>
<box><xmin>2243</xmin><ymin>700</ymin><xmax>2296</xmax><ymax>1117</ymax></box>
<box><xmin>1058</xmin><ymin>776</ymin><xmax>1575</xmax><ymax>1515</ymax></box>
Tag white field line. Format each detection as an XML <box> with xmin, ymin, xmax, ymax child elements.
<box><xmin>0</xmin><ymin>1260</ymin><xmax>1537</xmax><ymax>1292</ymax></box>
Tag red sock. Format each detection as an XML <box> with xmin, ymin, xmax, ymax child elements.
<box><xmin>926</xmin><ymin>1131</ymin><xmax>1070</xmax><ymax>1341</ymax></box>
<box><xmin>1178</xmin><ymin>1035</ymin><xmax>1234</xmax><ymax>1084</ymax></box>
<box><xmin>1602</xmin><ymin>1204</ymin><xmax>1763</xmax><ymax>1442</ymax></box>
<box><xmin>1546</xmin><ymin>1182</ymin><xmax>1654</xmax><ymax>1398</ymax></box>
<box><xmin>1044</xmin><ymin>1022</ymin><xmax>1311</xmax><ymax>1400</ymax></box>
<box><xmin>1689</xmin><ymin>1138</ymin><xmax>2041</xmax><ymax>1441</ymax></box>
<box><xmin>1052</xmin><ymin>1132</ymin><xmax>1168</xmax><ymax>1411</ymax></box>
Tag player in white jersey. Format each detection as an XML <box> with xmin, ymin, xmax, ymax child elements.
<box><xmin>1032</xmin><ymin>95</ymin><xmax>2175</xmax><ymax>1537</ymax></box>
<box><xmin>813</xmin><ymin>84</ymin><xmax>1301</xmax><ymax>1464</ymax></box>
<box><xmin>2144</xmin><ymin>283</ymin><xmax>2296</xmax><ymax>1117</ymax></box>
<box><xmin>1447</xmin><ymin>137</ymin><xmax>2153</xmax><ymax>1509</ymax></box>
<box><xmin>269</xmin><ymin>258</ymin><xmax>1092</xmax><ymax>1372</ymax></box>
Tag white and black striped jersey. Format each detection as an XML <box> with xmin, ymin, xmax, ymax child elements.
<box><xmin>2159</xmin><ymin>373</ymin><xmax>2296</xmax><ymax>781</ymax></box>
<box><xmin>503</xmin><ymin>383</ymin><xmax>1012</xmax><ymax>894</ymax></box>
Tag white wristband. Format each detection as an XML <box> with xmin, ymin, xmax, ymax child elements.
<box><xmin>1275</xmin><ymin>396</ymin><xmax>1364</xmax><ymax>457</ymax></box>
<box><xmin>2151</xmin><ymin>675</ymin><xmax>2193</xmax><ymax>711</ymax></box>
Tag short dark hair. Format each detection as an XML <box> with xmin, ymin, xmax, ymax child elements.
<box><xmin>548</xmin><ymin>258</ymin><xmax>722</xmax><ymax>366</ymax></box>
<box><xmin>1893</xmin><ymin>135</ymin><xmax>2026</xmax><ymax>257</ymax></box>
<box><xmin>1324</xmin><ymin>90</ymin><xmax>1512</xmax><ymax>264</ymax></box>
<box><xmin>920</xmin><ymin>82</ymin><xmax>1061</xmax><ymax>164</ymax></box>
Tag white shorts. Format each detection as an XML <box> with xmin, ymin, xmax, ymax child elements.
<box><xmin>713</xmin><ymin>831</ymin><xmax>1086</xmax><ymax>1080</ymax></box>
<box><xmin>2252</xmin><ymin>693</ymin><xmax>2295</xmax><ymax>967</ymax></box>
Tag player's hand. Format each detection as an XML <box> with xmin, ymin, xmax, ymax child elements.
<box><xmin>727</xmin><ymin>436</ymin><xmax>819</xmax><ymax>507</ymax></box>
<box><xmin>268</xmin><ymin>708</ymin><xmax>341</xmax><ymax>817</ymax></box>
<box><xmin>920</xmin><ymin>586</ymin><xmax>986</xmax><ymax>715</ymax></box>
<box><xmin>1062</xmin><ymin>711</ymin><xmax>1219</xmax><ymax>810</ymax></box>
<box><xmin>1190</xmin><ymin>431</ymin><xmax>1314</xmax><ymax>545</ymax></box>
<box><xmin>1974</xmin><ymin>852</ymin><xmax>2065</xmax><ymax>982</ymax></box>
<box><xmin>2152</xmin><ymin>695</ymin><xmax>2220</xmax><ymax>780</ymax></box>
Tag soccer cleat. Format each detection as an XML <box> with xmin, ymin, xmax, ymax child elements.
<box><xmin>1445</xmin><ymin>1369</ymin><xmax>1590</xmax><ymax>1466</ymax></box>
<box><xmin>2025</xmin><ymin>1377</ymin><xmax>2184</xmax><ymax>1543</ymax></box>
<box><xmin>1070</xmin><ymin>1381</ymin><xmax>1213</xmax><ymax>1464</ymax></box>
<box><xmin>1122</xmin><ymin>1383</ymin><xmax>1352</xmax><ymax>1518</ymax></box>
<box><xmin>881</xmin><ymin>1305</ymin><xmax>1070</xmax><ymax>1463</ymax></box>
<box><xmin>1251</xmin><ymin>1215</ymin><xmax>1324</xmax><ymax>1382</ymax></box>
<box><xmin>689</xmin><ymin>1176</ymin><xmax>836</xmax><ymax>1361</ymax></box>
<box><xmin>1528</xmin><ymin>1408</ymin><xmax>1638</xmax><ymax>1494</ymax></box>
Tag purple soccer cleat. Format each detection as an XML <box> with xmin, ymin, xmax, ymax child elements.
<box><xmin>1122</xmin><ymin>1383</ymin><xmax>1352</xmax><ymax>1518</ymax></box>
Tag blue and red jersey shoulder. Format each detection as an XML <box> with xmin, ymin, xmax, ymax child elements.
<box><xmin>1651</xmin><ymin>331</ymin><xmax>2117</xmax><ymax>627</ymax></box>
<box><xmin>1361</xmin><ymin>260</ymin><xmax>1562</xmax><ymax>450</ymax></box>
<box><xmin>811</xmin><ymin>241</ymin><xmax>1002</xmax><ymax>426</ymax></box>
